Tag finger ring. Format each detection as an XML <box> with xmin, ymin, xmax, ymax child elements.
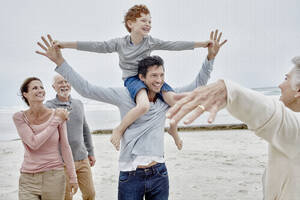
<box><xmin>197</xmin><ymin>105</ymin><xmax>205</xmax><ymax>111</ymax></box>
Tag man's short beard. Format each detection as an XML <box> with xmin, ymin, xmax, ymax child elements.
<box><xmin>58</xmin><ymin>90</ymin><xmax>70</xmax><ymax>98</ymax></box>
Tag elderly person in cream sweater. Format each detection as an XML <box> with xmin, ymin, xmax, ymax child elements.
<box><xmin>167</xmin><ymin>56</ymin><xmax>300</xmax><ymax>200</ymax></box>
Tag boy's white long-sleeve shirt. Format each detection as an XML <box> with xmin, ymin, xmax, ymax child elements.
<box><xmin>225</xmin><ymin>80</ymin><xmax>300</xmax><ymax>200</ymax></box>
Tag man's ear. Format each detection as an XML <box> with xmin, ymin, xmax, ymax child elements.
<box><xmin>139</xmin><ymin>74</ymin><xmax>145</xmax><ymax>82</ymax></box>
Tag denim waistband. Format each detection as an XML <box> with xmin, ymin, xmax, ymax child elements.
<box><xmin>124</xmin><ymin>163</ymin><xmax>166</xmax><ymax>176</ymax></box>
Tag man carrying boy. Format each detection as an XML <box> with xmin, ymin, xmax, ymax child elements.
<box><xmin>36</xmin><ymin>30</ymin><xmax>226</xmax><ymax>199</ymax></box>
<box><xmin>54</xmin><ymin>4</ymin><xmax>214</xmax><ymax>151</ymax></box>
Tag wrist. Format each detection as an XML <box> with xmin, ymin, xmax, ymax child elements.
<box><xmin>216</xmin><ymin>79</ymin><xmax>227</xmax><ymax>101</ymax></box>
<box><xmin>62</xmin><ymin>42</ymin><xmax>77</xmax><ymax>49</ymax></box>
<box><xmin>55</xmin><ymin>57</ymin><xmax>65</xmax><ymax>66</ymax></box>
<box><xmin>194</xmin><ymin>42</ymin><xmax>205</xmax><ymax>48</ymax></box>
<box><xmin>59</xmin><ymin>42</ymin><xmax>66</xmax><ymax>49</ymax></box>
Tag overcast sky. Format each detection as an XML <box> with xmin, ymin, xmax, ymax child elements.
<box><xmin>1</xmin><ymin>0</ymin><xmax>299</xmax><ymax>107</ymax></box>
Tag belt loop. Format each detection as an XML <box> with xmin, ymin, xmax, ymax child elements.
<box><xmin>129</xmin><ymin>171</ymin><xmax>135</xmax><ymax>176</ymax></box>
<box><xmin>153</xmin><ymin>165</ymin><xmax>157</xmax><ymax>174</ymax></box>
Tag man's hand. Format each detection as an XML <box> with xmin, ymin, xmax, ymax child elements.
<box><xmin>207</xmin><ymin>30</ymin><xmax>227</xmax><ymax>60</ymax></box>
<box><xmin>166</xmin><ymin>80</ymin><xmax>228</xmax><ymax>125</ymax></box>
<box><xmin>88</xmin><ymin>156</ymin><xmax>96</xmax><ymax>167</ymax></box>
<box><xmin>36</xmin><ymin>34</ymin><xmax>65</xmax><ymax>66</ymax></box>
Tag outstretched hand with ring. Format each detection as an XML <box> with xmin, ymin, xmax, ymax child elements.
<box><xmin>166</xmin><ymin>80</ymin><xmax>228</xmax><ymax>125</ymax></box>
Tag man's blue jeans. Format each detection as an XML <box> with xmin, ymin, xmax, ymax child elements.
<box><xmin>118</xmin><ymin>163</ymin><xmax>169</xmax><ymax>200</ymax></box>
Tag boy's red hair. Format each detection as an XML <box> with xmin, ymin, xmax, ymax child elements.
<box><xmin>124</xmin><ymin>5</ymin><xmax>150</xmax><ymax>33</ymax></box>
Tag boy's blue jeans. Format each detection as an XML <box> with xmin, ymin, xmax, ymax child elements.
<box><xmin>118</xmin><ymin>163</ymin><xmax>169</xmax><ymax>200</ymax></box>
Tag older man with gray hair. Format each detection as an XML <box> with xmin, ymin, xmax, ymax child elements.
<box><xmin>46</xmin><ymin>75</ymin><xmax>96</xmax><ymax>200</ymax></box>
<box><xmin>167</xmin><ymin>56</ymin><xmax>300</xmax><ymax>200</ymax></box>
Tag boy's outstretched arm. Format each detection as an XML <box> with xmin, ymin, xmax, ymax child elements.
<box><xmin>55</xmin><ymin>41</ymin><xmax>77</xmax><ymax>49</ymax></box>
<box><xmin>194</xmin><ymin>29</ymin><xmax>227</xmax><ymax>49</ymax></box>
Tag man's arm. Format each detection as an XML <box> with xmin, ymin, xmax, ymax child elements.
<box><xmin>36</xmin><ymin>35</ymin><xmax>124</xmax><ymax>106</ymax></box>
<box><xmin>55</xmin><ymin>62</ymin><xmax>123</xmax><ymax>106</ymax></box>
<box><xmin>83</xmin><ymin>116</ymin><xmax>94</xmax><ymax>156</ymax></box>
<box><xmin>81</xmin><ymin>106</ymin><xmax>96</xmax><ymax>166</ymax></box>
<box><xmin>174</xmin><ymin>30</ymin><xmax>227</xmax><ymax>93</ymax></box>
<box><xmin>174</xmin><ymin>57</ymin><xmax>214</xmax><ymax>93</ymax></box>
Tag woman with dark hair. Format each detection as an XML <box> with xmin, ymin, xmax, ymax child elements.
<box><xmin>13</xmin><ymin>77</ymin><xmax>78</xmax><ymax>200</ymax></box>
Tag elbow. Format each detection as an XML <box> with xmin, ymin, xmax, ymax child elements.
<box><xmin>28</xmin><ymin>143</ymin><xmax>41</xmax><ymax>151</ymax></box>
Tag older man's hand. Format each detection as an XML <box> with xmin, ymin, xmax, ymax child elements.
<box><xmin>88</xmin><ymin>156</ymin><xmax>96</xmax><ymax>167</ymax></box>
<box><xmin>166</xmin><ymin>80</ymin><xmax>228</xmax><ymax>125</ymax></box>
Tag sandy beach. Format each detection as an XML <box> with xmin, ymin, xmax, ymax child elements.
<box><xmin>0</xmin><ymin>130</ymin><xmax>267</xmax><ymax>200</ymax></box>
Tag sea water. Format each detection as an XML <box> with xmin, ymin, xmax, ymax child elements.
<box><xmin>0</xmin><ymin>87</ymin><xmax>280</xmax><ymax>141</ymax></box>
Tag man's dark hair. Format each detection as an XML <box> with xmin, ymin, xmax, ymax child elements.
<box><xmin>138</xmin><ymin>55</ymin><xmax>164</xmax><ymax>77</ymax></box>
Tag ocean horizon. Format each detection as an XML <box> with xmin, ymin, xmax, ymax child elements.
<box><xmin>0</xmin><ymin>87</ymin><xmax>280</xmax><ymax>141</ymax></box>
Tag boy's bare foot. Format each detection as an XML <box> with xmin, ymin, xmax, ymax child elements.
<box><xmin>110</xmin><ymin>127</ymin><xmax>123</xmax><ymax>151</ymax></box>
<box><xmin>175</xmin><ymin>138</ymin><xmax>183</xmax><ymax>150</ymax></box>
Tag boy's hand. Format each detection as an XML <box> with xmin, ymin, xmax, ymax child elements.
<box><xmin>36</xmin><ymin>34</ymin><xmax>65</xmax><ymax>66</ymax></box>
<box><xmin>203</xmin><ymin>40</ymin><xmax>214</xmax><ymax>48</ymax></box>
<box><xmin>53</xmin><ymin>40</ymin><xmax>64</xmax><ymax>49</ymax></box>
<box><xmin>207</xmin><ymin>29</ymin><xmax>227</xmax><ymax>60</ymax></box>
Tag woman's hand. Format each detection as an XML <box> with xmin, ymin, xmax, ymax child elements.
<box><xmin>55</xmin><ymin>108</ymin><xmax>69</xmax><ymax>121</ymax></box>
<box><xmin>69</xmin><ymin>183</ymin><xmax>78</xmax><ymax>196</ymax></box>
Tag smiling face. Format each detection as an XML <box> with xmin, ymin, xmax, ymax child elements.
<box><xmin>139</xmin><ymin>65</ymin><xmax>164</xmax><ymax>99</ymax></box>
<box><xmin>279</xmin><ymin>69</ymin><xmax>299</xmax><ymax>107</ymax></box>
<box><xmin>127</xmin><ymin>13</ymin><xmax>151</xmax><ymax>36</ymax></box>
<box><xmin>53</xmin><ymin>75</ymin><xmax>71</xmax><ymax>100</ymax></box>
<box><xmin>23</xmin><ymin>80</ymin><xmax>45</xmax><ymax>105</ymax></box>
